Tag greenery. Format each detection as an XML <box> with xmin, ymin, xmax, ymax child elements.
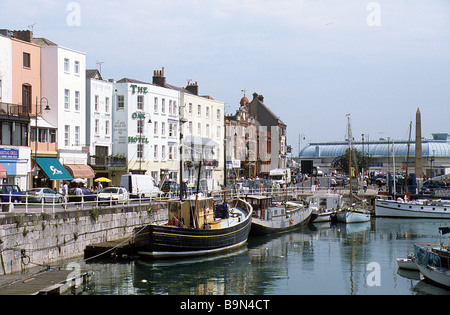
<box><xmin>335</xmin><ymin>148</ymin><xmax>371</xmax><ymax>175</ymax></box>
<box><xmin>89</xmin><ymin>207</ymin><xmax>101</xmax><ymax>221</ymax></box>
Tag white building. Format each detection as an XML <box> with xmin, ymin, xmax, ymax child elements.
<box><xmin>112</xmin><ymin>72</ymin><xmax>180</xmax><ymax>185</ymax></box>
<box><xmin>34</xmin><ymin>37</ymin><xmax>94</xmax><ymax>180</ymax></box>
<box><xmin>180</xmin><ymin>82</ymin><xmax>225</xmax><ymax>191</ymax></box>
<box><xmin>0</xmin><ymin>34</ymin><xmax>12</xmax><ymax>104</ymax></box>
<box><xmin>85</xmin><ymin>69</ymin><xmax>116</xmax><ymax>180</ymax></box>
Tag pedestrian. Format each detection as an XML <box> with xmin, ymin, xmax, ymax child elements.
<box><xmin>363</xmin><ymin>178</ymin><xmax>368</xmax><ymax>193</ymax></box>
<box><xmin>75</xmin><ymin>185</ymin><xmax>83</xmax><ymax>209</ymax></box>
<box><xmin>331</xmin><ymin>176</ymin><xmax>337</xmax><ymax>192</ymax></box>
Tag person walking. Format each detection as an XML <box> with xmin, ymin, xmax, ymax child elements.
<box><xmin>75</xmin><ymin>185</ymin><xmax>83</xmax><ymax>209</ymax></box>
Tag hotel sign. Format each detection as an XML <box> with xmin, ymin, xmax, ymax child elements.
<box><xmin>130</xmin><ymin>85</ymin><xmax>148</xmax><ymax>94</ymax></box>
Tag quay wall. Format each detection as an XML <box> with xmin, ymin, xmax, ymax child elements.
<box><xmin>0</xmin><ymin>205</ymin><xmax>167</xmax><ymax>275</ymax></box>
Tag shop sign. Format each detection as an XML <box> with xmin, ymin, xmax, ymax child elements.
<box><xmin>0</xmin><ymin>148</ymin><xmax>19</xmax><ymax>159</ymax></box>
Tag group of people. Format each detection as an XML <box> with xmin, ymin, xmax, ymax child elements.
<box><xmin>59</xmin><ymin>181</ymin><xmax>104</xmax><ymax>209</ymax></box>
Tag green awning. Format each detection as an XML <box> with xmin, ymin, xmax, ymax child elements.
<box><xmin>35</xmin><ymin>158</ymin><xmax>73</xmax><ymax>180</ymax></box>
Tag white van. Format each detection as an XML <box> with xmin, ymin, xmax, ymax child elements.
<box><xmin>120</xmin><ymin>174</ymin><xmax>162</xmax><ymax>198</ymax></box>
<box><xmin>269</xmin><ymin>168</ymin><xmax>291</xmax><ymax>186</ymax></box>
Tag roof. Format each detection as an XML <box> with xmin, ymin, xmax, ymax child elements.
<box><xmin>299</xmin><ymin>139</ymin><xmax>450</xmax><ymax>158</ymax></box>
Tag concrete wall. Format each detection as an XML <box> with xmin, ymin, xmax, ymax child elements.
<box><xmin>0</xmin><ymin>205</ymin><xmax>167</xmax><ymax>275</ymax></box>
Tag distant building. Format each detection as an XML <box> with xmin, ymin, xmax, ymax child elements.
<box><xmin>299</xmin><ymin>133</ymin><xmax>450</xmax><ymax>178</ymax></box>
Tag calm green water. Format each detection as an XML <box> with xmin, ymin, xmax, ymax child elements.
<box><xmin>73</xmin><ymin>218</ymin><xmax>450</xmax><ymax>295</ymax></box>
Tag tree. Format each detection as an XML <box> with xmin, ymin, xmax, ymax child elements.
<box><xmin>336</xmin><ymin>148</ymin><xmax>370</xmax><ymax>175</ymax></box>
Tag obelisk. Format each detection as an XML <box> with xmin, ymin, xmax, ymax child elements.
<box><xmin>415</xmin><ymin>108</ymin><xmax>423</xmax><ymax>179</ymax></box>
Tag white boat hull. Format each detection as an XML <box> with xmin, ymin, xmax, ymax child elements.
<box><xmin>397</xmin><ymin>258</ymin><xmax>419</xmax><ymax>271</ymax></box>
<box><xmin>311</xmin><ymin>211</ymin><xmax>336</xmax><ymax>223</ymax></box>
<box><xmin>336</xmin><ymin>210</ymin><xmax>370</xmax><ymax>223</ymax></box>
<box><xmin>375</xmin><ymin>199</ymin><xmax>450</xmax><ymax>219</ymax></box>
<box><xmin>416</xmin><ymin>263</ymin><xmax>450</xmax><ymax>288</ymax></box>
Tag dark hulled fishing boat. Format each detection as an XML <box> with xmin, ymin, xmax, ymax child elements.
<box><xmin>134</xmin><ymin>195</ymin><xmax>252</xmax><ymax>259</ymax></box>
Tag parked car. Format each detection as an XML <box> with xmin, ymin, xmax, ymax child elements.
<box><xmin>161</xmin><ymin>179</ymin><xmax>180</xmax><ymax>196</ymax></box>
<box><xmin>68</xmin><ymin>187</ymin><xmax>98</xmax><ymax>202</ymax></box>
<box><xmin>421</xmin><ymin>179</ymin><xmax>448</xmax><ymax>195</ymax></box>
<box><xmin>22</xmin><ymin>188</ymin><xmax>64</xmax><ymax>203</ymax></box>
<box><xmin>97</xmin><ymin>187</ymin><xmax>128</xmax><ymax>204</ymax></box>
<box><xmin>0</xmin><ymin>185</ymin><xmax>22</xmax><ymax>203</ymax></box>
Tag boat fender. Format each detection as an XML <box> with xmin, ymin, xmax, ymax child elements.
<box><xmin>290</xmin><ymin>218</ymin><xmax>294</xmax><ymax>225</ymax></box>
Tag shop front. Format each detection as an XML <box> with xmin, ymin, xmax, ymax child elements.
<box><xmin>33</xmin><ymin>157</ymin><xmax>73</xmax><ymax>188</ymax></box>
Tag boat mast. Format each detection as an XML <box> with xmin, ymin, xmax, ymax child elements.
<box><xmin>347</xmin><ymin>114</ymin><xmax>353</xmax><ymax>205</ymax></box>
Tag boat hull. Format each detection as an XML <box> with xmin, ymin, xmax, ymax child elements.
<box><xmin>416</xmin><ymin>264</ymin><xmax>450</xmax><ymax>288</ymax></box>
<box><xmin>250</xmin><ymin>207</ymin><xmax>312</xmax><ymax>236</ymax></box>
<box><xmin>336</xmin><ymin>211</ymin><xmax>370</xmax><ymax>223</ymax></box>
<box><xmin>397</xmin><ymin>258</ymin><xmax>419</xmax><ymax>271</ymax></box>
<box><xmin>375</xmin><ymin>199</ymin><xmax>450</xmax><ymax>219</ymax></box>
<box><xmin>134</xmin><ymin>211</ymin><xmax>252</xmax><ymax>259</ymax></box>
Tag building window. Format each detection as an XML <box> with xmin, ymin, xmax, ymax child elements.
<box><xmin>161</xmin><ymin>99</ymin><xmax>165</xmax><ymax>113</ymax></box>
<box><xmin>173</xmin><ymin>101</ymin><xmax>177</xmax><ymax>115</ymax></box>
<box><xmin>169</xmin><ymin>100</ymin><xmax>172</xmax><ymax>115</ymax></box>
<box><xmin>117</xmin><ymin>95</ymin><xmax>124</xmax><ymax>110</ymax></box>
<box><xmin>169</xmin><ymin>123</ymin><xmax>174</xmax><ymax>137</ymax></box>
<box><xmin>189</xmin><ymin>103</ymin><xmax>192</xmax><ymax>114</ymax></box>
<box><xmin>64</xmin><ymin>125</ymin><xmax>70</xmax><ymax>146</ymax></box>
<box><xmin>64</xmin><ymin>89</ymin><xmax>70</xmax><ymax>110</ymax></box>
<box><xmin>154</xmin><ymin>145</ymin><xmax>158</xmax><ymax>160</ymax></box>
<box><xmin>162</xmin><ymin>145</ymin><xmax>166</xmax><ymax>160</ymax></box>
<box><xmin>75</xmin><ymin>91</ymin><xmax>80</xmax><ymax>111</ymax></box>
<box><xmin>95</xmin><ymin>95</ymin><xmax>99</xmax><ymax>112</ymax></box>
<box><xmin>1</xmin><ymin>123</ymin><xmax>11</xmax><ymax>145</ymax></box>
<box><xmin>74</xmin><ymin>61</ymin><xmax>80</xmax><ymax>74</ymax></box>
<box><xmin>206</xmin><ymin>107</ymin><xmax>209</xmax><ymax>119</ymax></box>
<box><xmin>64</xmin><ymin>58</ymin><xmax>70</xmax><ymax>72</ymax></box>
<box><xmin>105</xmin><ymin>97</ymin><xmax>110</xmax><ymax>113</ymax></box>
<box><xmin>23</xmin><ymin>52</ymin><xmax>31</xmax><ymax>68</ymax></box>
<box><xmin>50</xmin><ymin>130</ymin><xmax>56</xmax><ymax>143</ymax></box>
<box><xmin>95</xmin><ymin>119</ymin><xmax>99</xmax><ymax>134</ymax></box>
<box><xmin>217</xmin><ymin>109</ymin><xmax>221</xmax><ymax>120</ymax></box>
<box><xmin>154</xmin><ymin>97</ymin><xmax>158</xmax><ymax>112</ymax></box>
<box><xmin>217</xmin><ymin>126</ymin><xmax>221</xmax><ymax>139</ymax></box>
<box><xmin>75</xmin><ymin>126</ymin><xmax>80</xmax><ymax>146</ymax></box>
<box><xmin>137</xmin><ymin>95</ymin><xmax>144</xmax><ymax>110</ymax></box>
<box><xmin>161</xmin><ymin>122</ymin><xmax>165</xmax><ymax>136</ymax></box>
<box><xmin>188</xmin><ymin>122</ymin><xmax>192</xmax><ymax>135</ymax></box>
<box><xmin>105</xmin><ymin>120</ymin><xmax>110</xmax><ymax>136</ymax></box>
<box><xmin>137</xmin><ymin>119</ymin><xmax>144</xmax><ymax>134</ymax></box>
<box><xmin>198</xmin><ymin>123</ymin><xmax>201</xmax><ymax>136</ymax></box>
<box><xmin>137</xmin><ymin>144</ymin><xmax>144</xmax><ymax>159</ymax></box>
<box><xmin>153</xmin><ymin>121</ymin><xmax>158</xmax><ymax>137</ymax></box>
<box><xmin>198</xmin><ymin>105</ymin><xmax>201</xmax><ymax>117</ymax></box>
<box><xmin>22</xmin><ymin>84</ymin><xmax>32</xmax><ymax>112</ymax></box>
<box><xmin>206</xmin><ymin>124</ymin><xmax>209</xmax><ymax>138</ymax></box>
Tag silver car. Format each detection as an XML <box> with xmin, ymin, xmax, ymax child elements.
<box><xmin>22</xmin><ymin>188</ymin><xmax>64</xmax><ymax>203</ymax></box>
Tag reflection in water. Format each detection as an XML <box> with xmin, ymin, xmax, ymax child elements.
<box><xmin>74</xmin><ymin>218</ymin><xmax>450</xmax><ymax>295</ymax></box>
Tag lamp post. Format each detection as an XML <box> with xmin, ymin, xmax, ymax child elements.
<box><xmin>34</xmin><ymin>97</ymin><xmax>50</xmax><ymax>187</ymax></box>
<box><xmin>179</xmin><ymin>117</ymin><xmax>188</xmax><ymax>201</ymax></box>
<box><xmin>137</xmin><ymin>112</ymin><xmax>152</xmax><ymax>174</ymax></box>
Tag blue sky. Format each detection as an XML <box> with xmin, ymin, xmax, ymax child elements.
<box><xmin>2</xmin><ymin>0</ymin><xmax>450</xmax><ymax>154</ymax></box>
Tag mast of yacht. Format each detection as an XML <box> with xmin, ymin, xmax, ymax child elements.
<box><xmin>346</xmin><ymin>114</ymin><xmax>353</xmax><ymax>206</ymax></box>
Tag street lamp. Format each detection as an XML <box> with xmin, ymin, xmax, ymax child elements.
<box><xmin>179</xmin><ymin>117</ymin><xmax>188</xmax><ymax>201</ymax></box>
<box><xmin>34</xmin><ymin>97</ymin><xmax>50</xmax><ymax>160</ymax></box>
<box><xmin>34</xmin><ymin>97</ymin><xmax>50</xmax><ymax>187</ymax></box>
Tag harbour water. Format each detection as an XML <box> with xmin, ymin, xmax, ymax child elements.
<box><xmin>71</xmin><ymin>218</ymin><xmax>450</xmax><ymax>295</ymax></box>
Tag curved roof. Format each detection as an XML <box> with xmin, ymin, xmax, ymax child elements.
<box><xmin>299</xmin><ymin>140</ymin><xmax>450</xmax><ymax>158</ymax></box>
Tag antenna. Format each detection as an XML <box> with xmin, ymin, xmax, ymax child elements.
<box><xmin>28</xmin><ymin>23</ymin><xmax>37</xmax><ymax>32</ymax></box>
<box><xmin>241</xmin><ymin>89</ymin><xmax>247</xmax><ymax>97</ymax></box>
<box><xmin>96</xmin><ymin>61</ymin><xmax>105</xmax><ymax>75</ymax></box>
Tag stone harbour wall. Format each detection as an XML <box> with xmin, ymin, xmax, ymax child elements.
<box><xmin>0</xmin><ymin>205</ymin><xmax>168</xmax><ymax>275</ymax></box>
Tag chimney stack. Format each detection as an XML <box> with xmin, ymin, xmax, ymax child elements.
<box><xmin>152</xmin><ymin>67</ymin><xmax>166</xmax><ymax>87</ymax></box>
<box><xmin>186</xmin><ymin>81</ymin><xmax>199</xmax><ymax>95</ymax></box>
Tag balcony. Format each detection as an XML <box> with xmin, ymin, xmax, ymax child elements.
<box><xmin>88</xmin><ymin>155</ymin><xmax>127</xmax><ymax>171</ymax></box>
<box><xmin>0</xmin><ymin>103</ymin><xmax>30</xmax><ymax>120</ymax></box>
